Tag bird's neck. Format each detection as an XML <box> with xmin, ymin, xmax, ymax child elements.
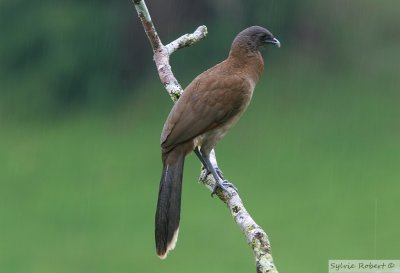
<box><xmin>228</xmin><ymin>47</ymin><xmax>264</xmax><ymax>83</ymax></box>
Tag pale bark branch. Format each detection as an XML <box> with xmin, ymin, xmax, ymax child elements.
<box><xmin>200</xmin><ymin>150</ymin><xmax>278</xmax><ymax>273</ymax></box>
<box><xmin>132</xmin><ymin>1</ymin><xmax>278</xmax><ymax>272</ymax></box>
<box><xmin>132</xmin><ymin>0</ymin><xmax>207</xmax><ymax>101</ymax></box>
<box><xmin>165</xmin><ymin>25</ymin><xmax>208</xmax><ymax>55</ymax></box>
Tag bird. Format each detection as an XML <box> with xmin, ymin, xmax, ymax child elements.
<box><xmin>155</xmin><ymin>26</ymin><xmax>280</xmax><ymax>259</ymax></box>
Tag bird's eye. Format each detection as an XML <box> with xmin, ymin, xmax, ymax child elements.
<box><xmin>260</xmin><ymin>34</ymin><xmax>267</xmax><ymax>39</ymax></box>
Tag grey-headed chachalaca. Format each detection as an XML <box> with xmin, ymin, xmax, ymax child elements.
<box><xmin>155</xmin><ymin>26</ymin><xmax>280</xmax><ymax>259</ymax></box>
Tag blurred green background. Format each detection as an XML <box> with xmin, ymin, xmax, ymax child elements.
<box><xmin>1</xmin><ymin>0</ymin><xmax>399</xmax><ymax>272</ymax></box>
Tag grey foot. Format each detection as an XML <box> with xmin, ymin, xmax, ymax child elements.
<box><xmin>203</xmin><ymin>167</ymin><xmax>224</xmax><ymax>179</ymax></box>
<box><xmin>215</xmin><ymin>168</ymin><xmax>224</xmax><ymax>179</ymax></box>
<box><xmin>211</xmin><ymin>179</ymin><xmax>238</xmax><ymax>197</ymax></box>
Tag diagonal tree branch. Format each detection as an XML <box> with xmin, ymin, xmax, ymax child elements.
<box><xmin>200</xmin><ymin>152</ymin><xmax>278</xmax><ymax>273</ymax></box>
<box><xmin>132</xmin><ymin>1</ymin><xmax>278</xmax><ymax>272</ymax></box>
<box><xmin>132</xmin><ymin>0</ymin><xmax>207</xmax><ymax>101</ymax></box>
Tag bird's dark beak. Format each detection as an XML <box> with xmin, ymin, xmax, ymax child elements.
<box><xmin>267</xmin><ymin>37</ymin><xmax>281</xmax><ymax>48</ymax></box>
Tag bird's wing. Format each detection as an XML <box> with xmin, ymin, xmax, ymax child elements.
<box><xmin>161</xmin><ymin>72</ymin><xmax>252</xmax><ymax>150</ymax></box>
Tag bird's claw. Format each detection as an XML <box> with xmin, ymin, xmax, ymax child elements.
<box><xmin>202</xmin><ymin>166</ymin><xmax>224</xmax><ymax>178</ymax></box>
<box><xmin>215</xmin><ymin>168</ymin><xmax>224</xmax><ymax>179</ymax></box>
<box><xmin>211</xmin><ymin>179</ymin><xmax>238</xmax><ymax>197</ymax></box>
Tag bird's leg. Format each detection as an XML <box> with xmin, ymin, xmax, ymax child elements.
<box><xmin>194</xmin><ymin>147</ymin><xmax>225</xmax><ymax>180</ymax></box>
<box><xmin>198</xmin><ymin>150</ymin><xmax>238</xmax><ymax>196</ymax></box>
<box><xmin>194</xmin><ymin>147</ymin><xmax>208</xmax><ymax>171</ymax></box>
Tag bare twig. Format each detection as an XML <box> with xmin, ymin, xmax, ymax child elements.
<box><xmin>133</xmin><ymin>0</ymin><xmax>207</xmax><ymax>101</ymax></box>
<box><xmin>132</xmin><ymin>1</ymin><xmax>278</xmax><ymax>272</ymax></box>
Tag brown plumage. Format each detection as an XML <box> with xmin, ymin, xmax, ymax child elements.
<box><xmin>155</xmin><ymin>26</ymin><xmax>280</xmax><ymax>259</ymax></box>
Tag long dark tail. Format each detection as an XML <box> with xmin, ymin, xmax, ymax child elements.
<box><xmin>155</xmin><ymin>150</ymin><xmax>184</xmax><ymax>259</ymax></box>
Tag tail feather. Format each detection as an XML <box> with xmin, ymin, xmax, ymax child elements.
<box><xmin>155</xmin><ymin>152</ymin><xmax>184</xmax><ymax>259</ymax></box>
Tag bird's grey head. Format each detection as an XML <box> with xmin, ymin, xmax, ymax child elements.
<box><xmin>232</xmin><ymin>26</ymin><xmax>280</xmax><ymax>52</ymax></box>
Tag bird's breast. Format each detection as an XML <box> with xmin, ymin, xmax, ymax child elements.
<box><xmin>194</xmin><ymin>97</ymin><xmax>250</xmax><ymax>153</ymax></box>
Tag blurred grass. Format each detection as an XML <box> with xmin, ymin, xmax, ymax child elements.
<box><xmin>0</xmin><ymin>63</ymin><xmax>399</xmax><ymax>273</ymax></box>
